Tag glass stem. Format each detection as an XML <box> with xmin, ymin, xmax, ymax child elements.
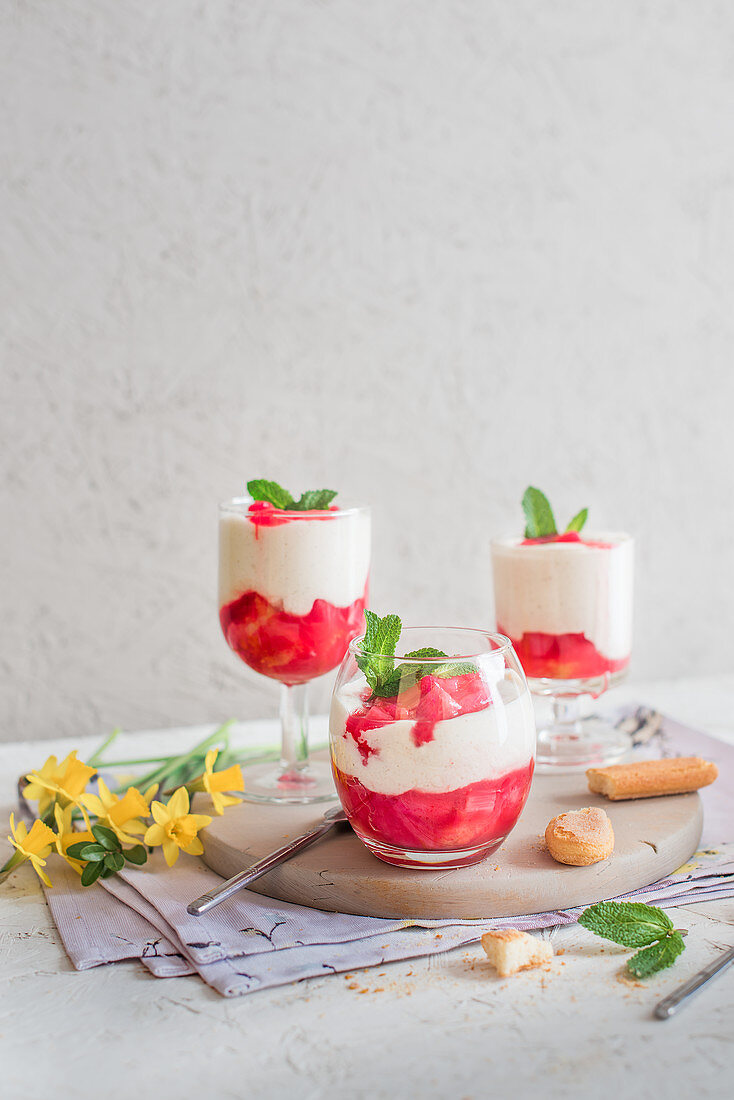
<box><xmin>551</xmin><ymin>694</ymin><xmax>583</xmax><ymax>736</ymax></box>
<box><xmin>279</xmin><ymin>683</ymin><xmax>310</xmax><ymax>781</ymax></box>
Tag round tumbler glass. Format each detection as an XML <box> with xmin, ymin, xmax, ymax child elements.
<box><xmin>329</xmin><ymin>628</ymin><xmax>536</xmax><ymax>869</ymax></box>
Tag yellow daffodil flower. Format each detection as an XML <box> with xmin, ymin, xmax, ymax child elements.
<box><xmin>80</xmin><ymin>778</ymin><xmax>157</xmax><ymax>846</ymax></box>
<box><xmin>3</xmin><ymin>815</ymin><xmax>57</xmax><ymax>887</ymax></box>
<box><xmin>144</xmin><ymin>787</ymin><xmax>211</xmax><ymax>867</ymax></box>
<box><xmin>23</xmin><ymin>751</ymin><xmax>96</xmax><ymax>818</ymax></box>
<box><xmin>52</xmin><ymin>804</ymin><xmax>95</xmax><ymax>875</ymax></box>
<box><xmin>188</xmin><ymin>749</ymin><xmax>244</xmax><ymax>816</ymax></box>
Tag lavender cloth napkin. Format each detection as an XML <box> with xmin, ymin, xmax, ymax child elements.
<box><xmin>42</xmin><ymin>705</ymin><xmax>734</xmax><ymax>997</ymax></box>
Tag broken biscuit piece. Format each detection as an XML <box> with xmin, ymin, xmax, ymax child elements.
<box><xmin>586</xmin><ymin>757</ymin><xmax>718</xmax><ymax>801</ymax></box>
<box><xmin>481</xmin><ymin>929</ymin><xmax>553</xmax><ymax>977</ymax></box>
<box><xmin>545</xmin><ymin>806</ymin><xmax>615</xmax><ymax>866</ymax></box>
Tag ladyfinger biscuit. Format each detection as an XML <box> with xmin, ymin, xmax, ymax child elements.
<box><xmin>586</xmin><ymin>757</ymin><xmax>718</xmax><ymax>801</ymax></box>
<box><xmin>544</xmin><ymin>806</ymin><xmax>615</xmax><ymax>866</ymax></box>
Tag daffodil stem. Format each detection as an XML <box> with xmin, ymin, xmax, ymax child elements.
<box><xmin>85</xmin><ymin>721</ymin><xmax>328</xmax><ymax>800</ymax></box>
<box><xmin>108</xmin><ymin>721</ymin><xmax>235</xmax><ymax>796</ymax></box>
<box><xmin>87</xmin><ymin>727</ymin><xmax>122</xmax><ymax>767</ymax></box>
<box><xmin>0</xmin><ymin>849</ymin><xmax>26</xmax><ymax>875</ymax></box>
<box><xmin>96</xmin><ymin>755</ymin><xmax>175</xmax><ymax>767</ymax></box>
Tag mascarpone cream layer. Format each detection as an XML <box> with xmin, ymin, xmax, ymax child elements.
<box><xmin>492</xmin><ymin>534</ymin><xmax>633</xmax><ymax>660</ymax></box>
<box><xmin>219</xmin><ymin>508</ymin><xmax>371</xmax><ymax>617</ymax></box>
<box><xmin>330</xmin><ymin>676</ymin><xmax>536</xmax><ymax>796</ymax></box>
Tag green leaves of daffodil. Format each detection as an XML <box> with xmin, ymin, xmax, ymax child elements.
<box><xmin>67</xmin><ymin>831</ymin><xmax>148</xmax><ymax>886</ymax></box>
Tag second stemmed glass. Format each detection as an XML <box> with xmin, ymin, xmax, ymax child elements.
<box><xmin>491</xmin><ymin>533</ymin><xmax>634</xmax><ymax>770</ymax></box>
<box><xmin>219</xmin><ymin>497</ymin><xmax>370</xmax><ymax>803</ymax></box>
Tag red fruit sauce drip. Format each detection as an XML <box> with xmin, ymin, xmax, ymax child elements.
<box><xmin>247</xmin><ymin>501</ymin><xmax>340</xmax><ymax>538</ymax></box>
<box><xmin>220</xmin><ymin>586</ymin><xmax>367</xmax><ymax>685</ymax></box>
<box><xmin>498</xmin><ymin>626</ymin><xmax>629</xmax><ymax>680</ymax></box>
<box><xmin>332</xmin><ymin>760</ymin><xmax>534</xmax><ymax>854</ymax></box>
<box><xmin>345</xmin><ymin>672</ymin><xmax>492</xmax><ymax>763</ymax></box>
<box><xmin>520</xmin><ymin>532</ymin><xmax>615</xmax><ymax>549</ymax></box>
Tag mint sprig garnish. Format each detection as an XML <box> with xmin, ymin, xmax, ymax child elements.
<box><xmin>565</xmin><ymin>507</ymin><xmax>588</xmax><ymax>533</ymax></box>
<box><xmin>403</xmin><ymin>647</ymin><xmax>447</xmax><ymax>660</ymax></box>
<box><xmin>356</xmin><ymin>610</ymin><xmax>402</xmax><ymax>693</ymax></box>
<box><xmin>578</xmin><ymin>901</ymin><xmax>687</xmax><ymax>979</ymax></box>
<box><xmin>522</xmin><ymin>487</ymin><xmax>557</xmax><ymax>538</ymax></box>
<box><xmin>356</xmin><ymin>612</ymin><xmax>474</xmax><ymax>699</ymax></box>
<box><xmin>247</xmin><ymin>479</ymin><xmax>338</xmax><ymax>511</ymax></box>
<box><xmin>66</xmin><ymin>823</ymin><xmax>148</xmax><ymax>887</ymax></box>
<box><xmin>247</xmin><ymin>479</ymin><xmax>296</xmax><ymax>510</ymax></box>
<box><xmin>521</xmin><ymin>486</ymin><xmax>589</xmax><ymax>538</ymax></box>
<box><xmin>294</xmin><ymin>489</ymin><xmax>338</xmax><ymax>510</ymax></box>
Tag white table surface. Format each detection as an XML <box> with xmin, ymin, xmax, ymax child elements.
<box><xmin>2</xmin><ymin>674</ymin><xmax>734</xmax><ymax>1099</ymax></box>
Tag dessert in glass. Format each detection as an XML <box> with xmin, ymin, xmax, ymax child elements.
<box><xmin>219</xmin><ymin>480</ymin><xmax>370</xmax><ymax>803</ymax></box>
<box><xmin>491</xmin><ymin>487</ymin><xmax>634</xmax><ymax>770</ymax></box>
<box><xmin>329</xmin><ymin>615</ymin><xmax>536</xmax><ymax>869</ymax></box>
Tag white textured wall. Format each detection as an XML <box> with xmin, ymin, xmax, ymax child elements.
<box><xmin>2</xmin><ymin>0</ymin><xmax>733</xmax><ymax>744</ymax></box>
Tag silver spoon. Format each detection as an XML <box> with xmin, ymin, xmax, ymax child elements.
<box><xmin>654</xmin><ymin>944</ymin><xmax>734</xmax><ymax>1019</ymax></box>
<box><xmin>187</xmin><ymin>805</ymin><xmax>348</xmax><ymax>916</ymax></box>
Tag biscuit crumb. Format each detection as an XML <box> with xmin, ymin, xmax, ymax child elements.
<box><xmin>481</xmin><ymin>929</ymin><xmax>554</xmax><ymax>978</ymax></box>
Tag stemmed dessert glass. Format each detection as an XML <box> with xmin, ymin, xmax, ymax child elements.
<box><xmin>491</xmin><ymin>533</ymin><xmax>634</xmax><ymax>770</ymax></box>
<box><xmin>329</xmin><ymin>627</ymin><xmax>536</xmax><ymax>869</ymax></box>
<box><xmin>219</xmin><ymin>497</ymin><xmax>370</xmax><ymax>803</ymax></box>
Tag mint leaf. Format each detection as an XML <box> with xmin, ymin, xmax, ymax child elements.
<box><xmin>404</xmin><ymin>648</ymin><xmax>449</xmax><ymax>660</ymax></box>
<box><xmin>373</xmin><ymin>667</ymin><xmax>420</xmax><ymax>699</ymax></box>
<box><xmin>292</xmin><ymin>489</ymin><xmax>338</xmax><ymax>511</ymax></box>
<box><xmin>247</xmin><ymin>480</ymin><xmax>339</xmax><ymax>511</ymax></box>
<box><xmin>362</xmin><ymin>611</ymin><xmax>401</xmax><ymax>658</ymax></box>
<box><xmin>433</xmin><ymin>660</ymin><xmax>475</xmax><ymax>678</ymax></box>
<box><xmin>627</xmin><ymin>933</ymin><xmax>685</xmax><ymax>979</ymax></box>
<box><xmin>247</xmin><ymin>479</ymin><xmax>295</xmax><ymax>510</ymax></box>
<box><xmin>579</xmin><ymin>901</ymin><xmax>687</xmax><ymax>979</ymax></box>
<box><xmin>371</xmin><ymin>659</ymin><xmax>476</xmax><ymax>699</ymax></box>
<box><xmin>357</xmin><ymin>611</ymin><xmax>402</xmax><ymax>691</ymax></box>
<box><xmin>565</xmin><ymin>508</ymin><xmax>588</xmax><ymax>533</ymax></box>
<box><xmin>522</xmin><ymin>487</ymin><xmax>557</xmax><ymax>538</ymax></box>
<box><xmin>372</xmin><ymin>649</ymin><xmax>449</xmax><ymax>698</ymax></box>
<box><xmin>357</xmin><ymin>613</ymin><xmax>480</xmax><ymax>698</ymax></box>
<box><xmin>579</xmin><ymin>902</ymin><xmax>674</xmax><ymax>948</ymax></box>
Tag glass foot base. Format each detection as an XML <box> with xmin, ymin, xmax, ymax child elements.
<box><xmin>535</xmin><ymin>718</ymin><xmax>630</xmax><ymax>772</ymax></box>
<box><xmin>239</xmin><ymin>759</ymin><xmax>337</xmax><ymax>804</ymax></box>
<box><xmin>355</xmin><ymin>831</ymin><xmax>506</xmax><ymax>870</ymax></box>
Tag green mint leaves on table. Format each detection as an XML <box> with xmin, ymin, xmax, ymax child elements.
<box><xmin>66</xmin><ymin>823</ymin><xmax>147</xmax><ymax>888</ymax></box>
<box><xmin>521</xmin><ymin>486</ymin><xmax>589</xmax><ymax>538</ymax></box>
<box><xmin>578</xmin><ymin>901</ymin><xmax>687</xmax><ymax>979</ymax></box>
<box><xmin>357</xmin><ymin>611</ymin><xmax>473</xmax><ymax>699</ymax></box>
<box><xmin>247</xmin><ymin>479</ymin><xmax>337</xmax><ymax>511</ymax></box>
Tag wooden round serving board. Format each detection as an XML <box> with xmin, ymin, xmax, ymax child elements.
<box><xmin>197</xmin><ymin>774</ymin><xmax>703</xmax><ymax>920</ymax></box>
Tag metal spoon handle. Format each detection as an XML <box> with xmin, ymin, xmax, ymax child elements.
<box><xmin>654</xmin><ymin>944</ymin><xmax>734</xmax><ymax>1019</ymax></box>
<box><xmin>187</xmin><ymin>817</ymin><xmax>337</xmax><ymax>916</ymax></box>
